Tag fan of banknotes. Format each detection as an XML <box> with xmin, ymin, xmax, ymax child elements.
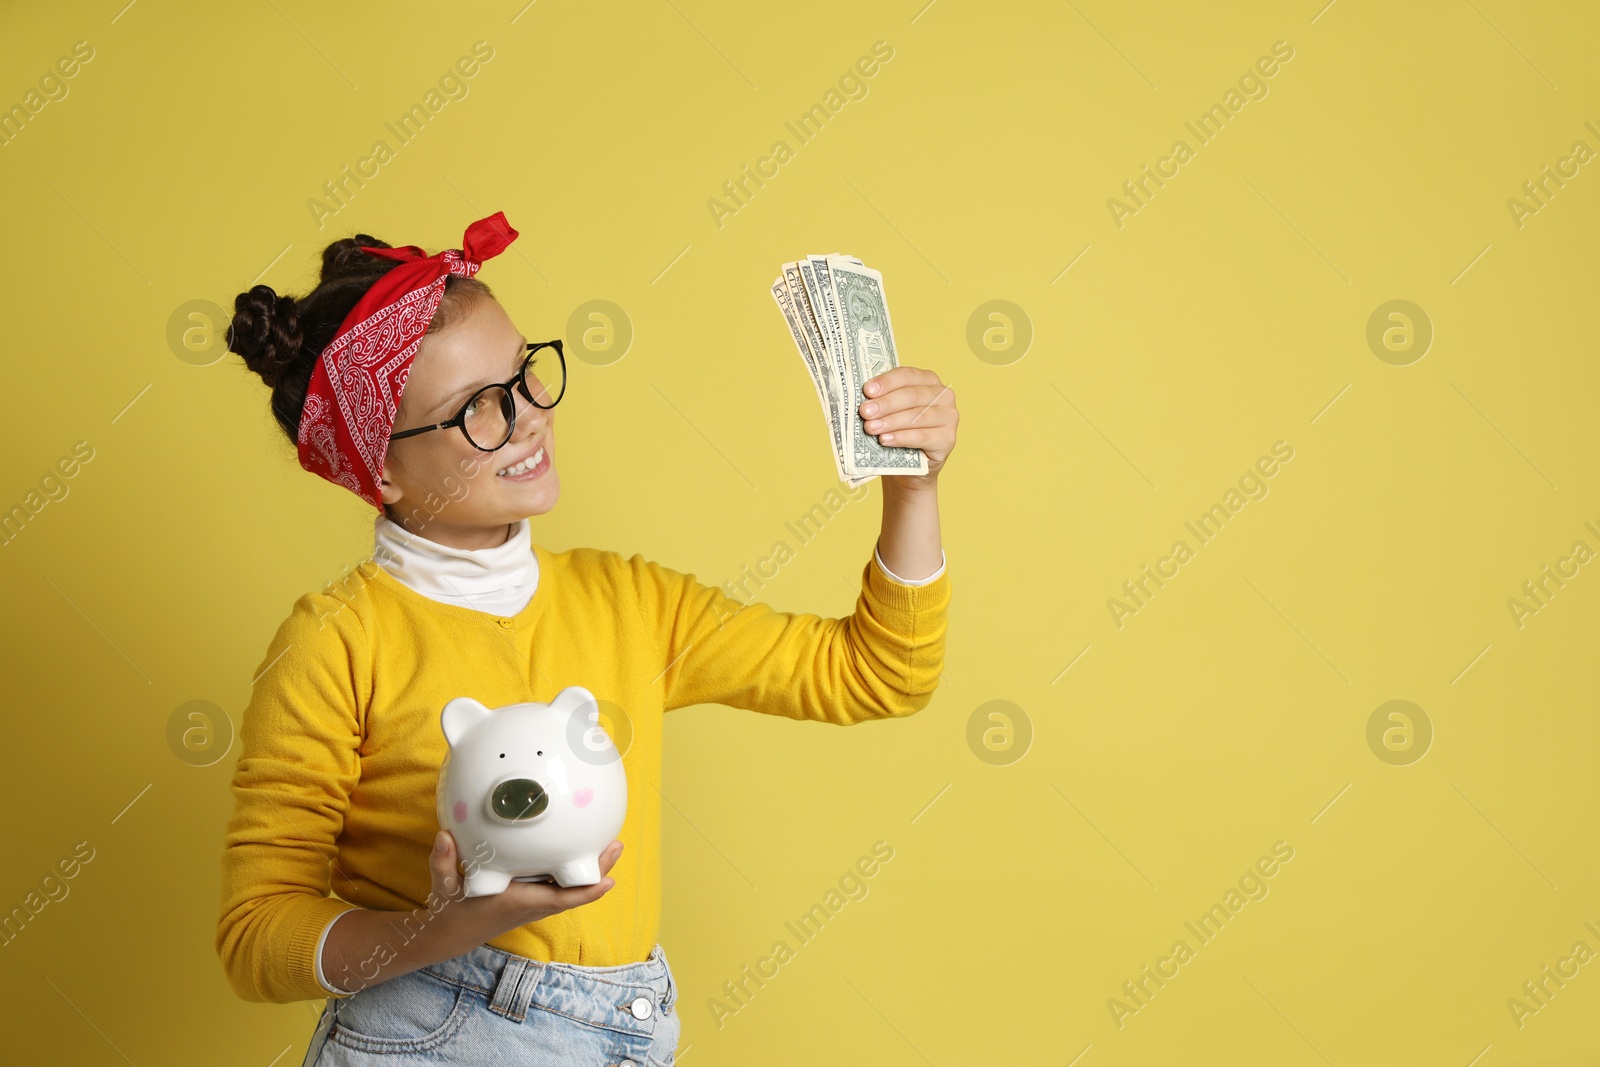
<box><xmin>771</xmin><ymin>254</ymin><xmax>929</xmax><ymax>487</ymax></box>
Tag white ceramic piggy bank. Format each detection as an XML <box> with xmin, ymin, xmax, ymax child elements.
<box><xmin>435</xmin><ymin>686</ymin><xmax>627</xmax><ymax>897</ymax></box>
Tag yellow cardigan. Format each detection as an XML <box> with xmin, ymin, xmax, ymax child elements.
<box><xmin>215</xmin><ymin>542</ymin><xmax>951</xmax><ymax>1003</ymax></box>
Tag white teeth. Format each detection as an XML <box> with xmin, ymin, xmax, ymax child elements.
<box><xmin>497</xmin><ymin>447</ymin><xmax>544</xmax><ymax>477</ymax></box>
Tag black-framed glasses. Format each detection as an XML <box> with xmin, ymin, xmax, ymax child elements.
<box><xmin>390</xmin><ymin>340</ymin><xmax>567</xmax><ymax>451</ymax></box>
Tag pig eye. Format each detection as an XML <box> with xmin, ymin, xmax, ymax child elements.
<box><xmin>499</xmin><ymin>753</ymin><xmax>505</xmax><ymax>758</ymax></box>
<box><xmin>537</xmin><ymin>750</ymin><xmax>542</xmax><ymax>756</ymax></box>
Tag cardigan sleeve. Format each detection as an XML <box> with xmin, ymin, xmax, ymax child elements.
<box><xmin>631</xmin><ymin>541</ymin><xmax>951</xmax><ymax>723</ymax></box>
<box><xmin>215</xmin><ymin>590</ymin><xmax>369</xmax><ymax>1003</ymax></box>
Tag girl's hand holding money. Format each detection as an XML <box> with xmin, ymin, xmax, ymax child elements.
<box><xmin>860</xmin><ymin>366</ymin><xmax>958</xmax><ymax>484</ymax></box>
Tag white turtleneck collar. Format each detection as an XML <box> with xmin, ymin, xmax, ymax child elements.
<box><xmin>372</xmin><ymin>513</ymin><xmax>540</xmax><ymax>617</ymax></box>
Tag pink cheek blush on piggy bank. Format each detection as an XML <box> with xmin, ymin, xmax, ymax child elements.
<box><xmin>435</xmin><ymin>685</ymin><xmax>627</xmax><ymax>898</ymax></box>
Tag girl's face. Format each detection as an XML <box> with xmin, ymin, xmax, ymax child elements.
<box><xmin>378</xmin><ymin>296</ymin><xmax>560</xmax><ymax>549</ymax></box>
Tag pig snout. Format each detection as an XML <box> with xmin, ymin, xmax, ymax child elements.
<box><xmin>490</xmin><ymin>778</ymin><xmax>550</xmax><ymax>821</ymax></box>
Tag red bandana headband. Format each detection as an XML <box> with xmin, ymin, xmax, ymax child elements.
<box><xmin>296</xmin><ymin>211</ymin><xmax>520</xmax><ymax>509</ymax></box>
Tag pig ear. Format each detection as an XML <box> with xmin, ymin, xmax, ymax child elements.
<box><xmin>440</xmin><ymin>696</ymin><xmax>492</xmax><ymax>747</ymax></box>
<box><xmin>551</xmin><ymin>686</ymin><xmax>598</xmax><ymax>720</ymax></box>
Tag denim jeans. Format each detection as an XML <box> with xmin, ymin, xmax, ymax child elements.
<box><xmin>301</xmin><ymin>942</ymin><xmax>680</xmax><ymax>1066</ymax></box>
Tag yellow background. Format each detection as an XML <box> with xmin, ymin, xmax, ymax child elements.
<box><xmin>1</xmin><ymin>1</ymin><xmax>1596</xmax><ymax>1063</ymax></box>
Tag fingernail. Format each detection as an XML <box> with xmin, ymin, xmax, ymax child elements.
<box><xmin>435</xmin><ymin>831</ymin><xmax>447</xmax><ymax>852</ymax></box>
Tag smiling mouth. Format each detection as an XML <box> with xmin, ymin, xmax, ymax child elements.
<box><xmin>496</xmin><ymin>444</ymin><xmax>546</xmax><ymax>478</ymax></box>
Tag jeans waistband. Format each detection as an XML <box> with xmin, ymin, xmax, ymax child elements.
<box><xmin>420</xmin><ymin>942</ymin><xmax>675</xmax><ymax>1033</ymax></box>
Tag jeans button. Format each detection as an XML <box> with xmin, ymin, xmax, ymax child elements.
<box><xmin>629</xmin><ymin>995</ymin><xmax>654</xmax><ymax>1020</ymax></box>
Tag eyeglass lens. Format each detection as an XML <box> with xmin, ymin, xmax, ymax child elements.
<box><xmin>461</xmin><ymin>347</ymin><xmax>565</xmax><ymax>449</ymax></box>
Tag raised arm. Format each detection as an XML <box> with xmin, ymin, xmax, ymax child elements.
<box><xmin>636</xmin><ymin>364</ymin><xmax>957</xmax><ymax>722</ymax></box>
<box><xmin>633</xmin><ymin>543</ymin><xmax>951</xmax><ymax>723</ymax></box>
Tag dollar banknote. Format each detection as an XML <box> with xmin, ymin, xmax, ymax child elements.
<box><xmin>773</xmin><ymin>265</ymin><xmax>847</xmax><ymax>481</ymax></box>
<box><xmin>769</xmin><ymin>253</ymin><xmax>928</xmax><ymax>483</ymax></box>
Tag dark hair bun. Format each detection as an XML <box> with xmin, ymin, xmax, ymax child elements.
<box><xmin>230</xmin><ymin>228</ymin><xmax>496</xmax><ymax>458</ymax></box>
<box><xmin>228</xmin><ymin>234</ymin><xmax>392</xmax><ymax>391</ymax></box>
<box><xmin>227</xmin><ymin>285</ymin><xmax>304</xmax><ymax>389</ymax></box>
<box><xmin>320</xmin><ymin>234</ymin><xmax>393</xmax><ymax>285</ymax></box>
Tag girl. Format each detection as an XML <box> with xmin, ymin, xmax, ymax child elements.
<box><xmin>215</xmin><ymin>212</ymin><xmax>956</xmax><ymax>1066</ymax></box>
